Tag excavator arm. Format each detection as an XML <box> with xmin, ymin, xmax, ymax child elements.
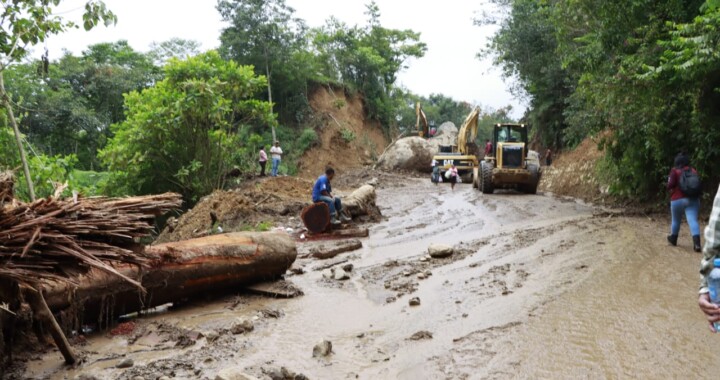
<box><xmin>416</xmin><ymin>102</ymin><xmax>429</xmax><ymax>137</ymax></box>
<box><xmin>457</xmin><ymin>107</ymin><xmax>480</xmax><ymax>155</ymax></box>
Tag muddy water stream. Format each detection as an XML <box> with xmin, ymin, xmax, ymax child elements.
<box><xmin>23</xmin><ymin>179</ymin><xmax>720</xmax><ymax>379</ymax></box>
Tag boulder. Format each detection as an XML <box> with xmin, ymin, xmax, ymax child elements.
<box><xmin>215</xmin><ymin>367</ymin><xmax>260</xmax><ymax>380</ymax></box>
<box><xmin>333</xmin><ymin>268</ymin><xmax>350</xmax><ymax>281</ymax></box>
<box><xmin>230</xmin><ymin>319</ymin><xmax>254</xmax><ymax>335</ymax></box>
<box><xmin>376</xmin><ymin>137</ymin><xmax>437</xmax><ymax>173</ymax></box>
<box><xmin>313</xmin><ymin>340</ymin><xmax>333</xmax><ymax>357</ymax></box>
<box><xmin>116</xmin><ymin>358</ymin><xmax>134</xmax><ymax>369</ymax></box>
<box><xmin>431</xmin><ymin>121</ymin><xmax>459</xmax><ymax>148</ymax></box>
<box><xmin>428</xmin><ymin>244</ymin><xmax>454</xmax><ymax>258</ymax></box>
<box><xmin>409</xmin><ymin>297</ymin><xmax>421</xmax><ymax>306</ymax></box>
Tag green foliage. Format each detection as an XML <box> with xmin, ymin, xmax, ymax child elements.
<box><xmin>340</xmin><ymin>128</ymin><xmax>356</xmax><ymax>143</ymax></box>
<box><xmin>99</xmin><ymin>51</ymin><xmax>274</xmax><ymax>202</ymax></box>
<box><xmin>483</xmin><ymin>0</ymin><xmax>720</xmax><ymax>200</ymax></box>
<box><xmin>297</xmin><ymin>128</ymin><xmax>319</xmax><ymax>153</ymax></box>
<box><xmin>333</xmin><ymin>98</ymin><xmax>347</xmax><ymax>109</ymax></box>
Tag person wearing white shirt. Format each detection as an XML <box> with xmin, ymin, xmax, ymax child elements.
<box><xmin>270</xmin><ymin>141</ymin><xmax>283</xmax><ymax>177</ymax></box>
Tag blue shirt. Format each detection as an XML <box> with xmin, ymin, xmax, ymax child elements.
<box><xmin>312</xmin><ymin>174</ymin><xmax>331</xmax><ymax>202</ymax></box>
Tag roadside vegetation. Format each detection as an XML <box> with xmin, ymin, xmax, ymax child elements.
<box><xmin>482</xmin><ymin>0</ymin><xmax>720</xmax><ymax>200</ymax></box>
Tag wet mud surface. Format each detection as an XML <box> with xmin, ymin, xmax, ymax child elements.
<box><xmin>20</xmin><ymin>179</ymin><xmax>720</xmax><ymax>379</ymax></box>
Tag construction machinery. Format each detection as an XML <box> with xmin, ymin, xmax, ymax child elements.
<box><xmin>416</xmin><ymin>102</ymin><xmax>429</xmax><ymax>137</ymax></box>
<box><xmin>476</xmin><ymin>123</ymin><xmax>540</xmax><ymax>194</ymax></box>
<box><xmin>431</xmin><ymin>107</ymin><xmax>480</xmax><ymax>183</ymax></box>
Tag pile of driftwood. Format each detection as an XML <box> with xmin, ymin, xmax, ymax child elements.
<box><xmin>0</xmin><ymin>192</ymin><xmax>182</xmax><ymax>288</ymax></box>
<box><xmin>0</xmin><ymin>172</ymin><xmax>182</xmax><ymax>365</ymax></box>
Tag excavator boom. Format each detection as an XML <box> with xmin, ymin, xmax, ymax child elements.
<box><xmin>457</xmin><ymin>107</ymin><xmax>480</xmax><ymax>155</ymax></box>
<box><xmin>416</xmin><ymin>102</ymin><xmax>429</xmax><ymax>137</ymax></box>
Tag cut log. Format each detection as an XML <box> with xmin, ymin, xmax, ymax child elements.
<box><xmin>301</xmin><ymin>202</ymin><xmax>330</xmax><ymax>233</ymax></box>
<box><xmin>343</xmin><ymin>185</ymin><xmax>381</xmax><ymax>219</ymax></box>
<box><xmin>43</xmin><ymin>232</ymin><xmax>297</xmax><ymax>323</ymax></box>
<box><xmin>298</xmin><ymin>239</ymin><xmax>363</xmax><ymax>260</ymax></box>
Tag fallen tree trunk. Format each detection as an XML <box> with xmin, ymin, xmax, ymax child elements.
<box><xmin>343</xmin><ymin>185</ymin><xmax>381</xmax><ymax>218</ymax></box>
<box><xmin>43</xmin><ymin>232</ymin><xmax>297</xmax><ymax>324</ymax></box>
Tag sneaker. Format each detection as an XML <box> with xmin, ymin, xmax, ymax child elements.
<box><xmin>330</xmin><ymin>217</ymin><xmax>341</xmax><ymax>225</ymax></box>
<box><xmin>340</xmin><ymin>214</ymin><xmax>352</xmax><ymax>222</ymax></box>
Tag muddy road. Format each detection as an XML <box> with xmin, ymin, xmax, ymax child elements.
<box><xmin>22</xmin><ymin>178</ymin><xmax>720</xmax><ymax>379</ymax></box>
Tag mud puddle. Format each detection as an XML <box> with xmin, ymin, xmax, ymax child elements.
<box><xmin>21</xmin><ymin>179</ymin><xmax>717</xmax><ymax>379</ymax></box>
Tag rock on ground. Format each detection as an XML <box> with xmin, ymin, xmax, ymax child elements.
<box><xmin>428</xmin><ymin>243</ymin><xmax>454</xmax><ymax>258</ymax></box>
<box><xmin>230</xmin><ymin>319</ymin><xmax>254</xmax><ymax>335</ymax></box>
<box><xmin>215</xmin><ymin>367</ymin><xmax>260</xmax><ymax>380</ymax></box>
<box><xmin>116</xmin><ymin>358</ymin><xmax>134</xmax><ymax>369</ymax></box>
<box><xmin>429</xmin><ymin>121</ymin><xmax>459</xmax><ymax>148</ymax></box>
<box><xmin>333</xmin><ymin>268</ymin><xmax>350</xmax><ymax>281</ymax></box>
<box><xmin>408</xmin><ymin>331</ymin><xmax>433</xmax><ymax>340</ymax></box>
<box><xmin>376</xmin><ymin>137</ymin><xmax>437</xmax><ymax>173</ymax></box>
<box><xmin>409</xmin><ymin>297</ymin><xmax>421</xmax><ymax>306</ymax></box>
<box><xmin>313</xmin><ymin>340</ymin><xmax>333</xmax><ymax>357</ymax></box>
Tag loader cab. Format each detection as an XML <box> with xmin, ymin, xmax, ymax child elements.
<box><xmin>492</xmin><ymin>124</ymin><xmax>529</xmax><ymax>169</ymax></box>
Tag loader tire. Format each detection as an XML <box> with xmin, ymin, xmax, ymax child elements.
<box><xmin>523</xmin><ymin>164</ymin><xmax>539</xmax><ymax>194</ymax></box>
<box><xmin>480</xmin><ymin>162</ymin><xmax>494</xmax><ymax>194</ymax></box>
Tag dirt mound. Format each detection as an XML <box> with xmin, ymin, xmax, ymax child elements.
<box><xmin>156</xmin><ymin>177</ymin><xmax>314</xmax><ymax>243</ymax></box>
<box><xmin>539</xmin><ymin>135</ymin><xmax>610</xmax><ymax>203</ymax></box>
<box><xmin>299</xmin><ymin>85</ymin><xmax>388</xmax><ymax>177</ymax></box>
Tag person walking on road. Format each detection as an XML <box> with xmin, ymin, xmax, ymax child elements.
<box><xmin>667</xmin><ymin>152</ymin><xmax>702</xmax><ymax>252</ymax></box>
<box><xmin>312</xmin><ymin>167</ymin><xmax>351</xmax><ymax>225</ymax></box>
<box><xmin>697</xmin><ymin>185</ymin><xmax>720</xmax><ymax>331</ymax></box>
<box><xmin>258</xmin><ymin>146</ymin><xmax>268</xmax><ymax>177</ymax></box>
<box><xmin>545</xmin><ymin>149</ymin><xmax>553</xmax><ymax>166</ymax></box>
<box><xmin>446</xmin><ymin>164</ymin><xmax>459</xmax><ymax>191</ymax></box>
<box><xmin>270</xmin><ymin>141</ymin><xmax>283</xmax><ymax>177</ymax></box>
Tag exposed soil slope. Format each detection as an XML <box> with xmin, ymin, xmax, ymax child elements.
<box><xmin>299</xmin><ymin>86</ymin><xmax>388</xmax><ymax>177</ymax></box>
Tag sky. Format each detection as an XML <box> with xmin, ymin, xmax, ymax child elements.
<box><xmin>38</xmin><ymin>0</ymin><xmax>525</xmax><ymax>118</ymax></box>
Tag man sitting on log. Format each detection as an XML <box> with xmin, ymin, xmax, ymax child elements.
<box><xmin>313</xmin><ymin>167</ymin><xmax>351</xmax><ymax>225</ymax></box>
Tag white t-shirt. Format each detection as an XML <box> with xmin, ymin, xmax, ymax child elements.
<box><xmin>270</xmin><ymin>146</ymin><xmax>283</xmax><ymax>160</ymax></box>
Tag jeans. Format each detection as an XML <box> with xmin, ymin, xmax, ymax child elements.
<box><xmin>317</xmin><ymin>195</ymin><xmax>342</xmax><ymax>216</ymax></box>
<box><xmin>271</xmin><ymin>158</ymin><xmax>280</xmax><ymax>177</ymax></box>
<box><xmin>671</xmin><ymin>197</ymin><xmax>700</xmax><ymax>236</ymax></box>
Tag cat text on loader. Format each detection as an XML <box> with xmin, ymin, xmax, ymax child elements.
<box><xmin>476</xmin><ymin>123</ymin><xmax>541</xmax><ymax>194</ymax></box>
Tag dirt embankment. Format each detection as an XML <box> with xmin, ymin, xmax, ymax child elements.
<box><xmin>539</xmin><ymin>135</ymin><xmax>613</xmax><ymax>204</ymax></box>
<box><xmin>299</xmin><ymin>86</ymin><xmax>388</xmax><ymax>178</ymax></box>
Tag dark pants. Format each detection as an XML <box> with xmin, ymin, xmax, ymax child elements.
<box><xmin>259</xmin><ymin>161</ymin><xmax>266</xmax><ymax>176</ymax></box>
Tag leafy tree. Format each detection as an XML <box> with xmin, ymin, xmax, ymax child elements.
<box><xmin>0</xmin><ymin>0</ymin><xmax>116</xmax><ymax>200</ymax></box>
<box><xmin>311</xmin><ymin>2</ymin><xmax>427</xmax><ymax>127</ymax></box>
<box><xmin>99</xmin><ymin>51</ymin><xmax>274</xmax><ymax>202</ymax></box>
<box><xmin>217</xmin><ymin>0</ymin><xmax>309</xmax><ymax>141</ymax></box>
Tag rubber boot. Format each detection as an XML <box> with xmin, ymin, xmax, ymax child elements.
<box><xmin>667</xmin><ymin>234</ymin><xmax>678</xmax><ymax>246</ymax></box>
<box><xmin>693</xmin><ymin>235</ymin><xmax>702</xmax><ymax>252</ymax></box>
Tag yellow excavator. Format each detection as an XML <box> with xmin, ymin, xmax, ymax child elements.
<box><xmin>431</xmin><ymin>107</ymin><xmax>480</xmax><ymax>183</ymax></box>
<box><xmin>416</xmin><ymin>102</ymin><xmax>429</xmax><ymax>137</ymax></box>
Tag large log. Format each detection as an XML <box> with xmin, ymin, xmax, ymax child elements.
<box><xmin>343</xmin><ymin>184</ymin><xmax>381</xmax><ymax>218</ymax></box>
<box><xmin>43</xmin><ymin>232</ymin><xmax>297</xmax><ymax>323</ymax></box>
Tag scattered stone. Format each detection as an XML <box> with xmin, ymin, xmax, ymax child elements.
<box><xmin>469</xmin><ymin>262</ymin><xmax>479</xmax><ymax>268</ymax></box>
<box><xmin>425</xmin><ymin>270</ymin><xmax>432</xmax><ymax>277</ymax></box>
<box><xmin>462</xmin><ymin>313</ymin><xmax>469</xmax><ymax>318</ymax></box>
<box><xmin>428</xmin><ymin>243</ymin><xmax>454</xmax><ymax>258</ymax></box>
<box><xmin>402</xmin><ymin>271</ymin><xmax>412</xmax><ymax>277</ymax></box>
<box><xmin>230</xmin><ymin>319</ymin><xmax>254</xmax><ymax>335</ymax></box>
<box><xmin>290</xmin><ymin>267</ymin><xmax>305</xmax><ymax>275</ymax></box>
<box><xmin>75</xmin><ymin>375</ymin><xmax>99</xmax><ymax>380</ymax></box>
<box><xmin>408</xmin><ymin>331</ymin><xmax>433</xmax><ymax>340</ymax></box>
<box><xmin>417</xmin><ymin>273</ymin><xmax>426</xmax><ymax>280</ymax></box>
<box><xmin>384</xmin><ymin>281</ymin><xmax>392</xmax><ymax>289</ymax></box>
<box><xmin>455</xmin><ymin>300</ymin><xmax>462</xmax><ymax>304</ymax></box>
<box><xmin>409</xmin><ymin>297</ymin><xmax>421</xmax><ymax>306</ymax></box>
<box><xmin>386</xmin><ymin>296</ymin><xmax>397</xmax><ymax>303</ymax></box>
<box><xmin>419</xmin><ymin>257</ymin><xmax>429</xmax><ymax>262</ymax></box>
<box><xmin>116</xmin><ymin>358</ymin><xmax>134</xmax><ymax>369</ymax></box>
<box><xmin>342</xmin><ymin>263</ymin><xmax>354</xmax><ymax>272</ymax></box>
<box><xmin>357</xmin><ymin>333</ymin><xmax>366</xmax><ymax>338</ymax></box>
<box><xmin>260</xmin><ymin>309</ymin><xmax>283</xmax><ymax>319</ymax></box>
<box><xmin>206</xmin><ymin>331</ymin><xmax>220</xmax><ymax>342</ymax></box>
<box><xmin>322</xmin><ymin>269</ymin><xmax>334</xmax><ymax>279</ymax></box>
<box><xmin>334</xmin><ymin>268</ymin><xmax>350</xmax><ymax>281</ymax></box>
<box><xmin>131</xmin><ymin>377</ymin><xmax>145</xmax><ymax>380</ymax></box>
<box><xmin>313</xmin><ymin>340</ymin><xmax>333</xmax><ymax>357</ymax></box>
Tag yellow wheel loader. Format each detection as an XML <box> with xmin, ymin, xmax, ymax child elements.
<box><xmin>478</xmin><ymin>123</ymin><xmax>541</xmax><ymax>194</ymax></box>
<box><xmin>432</xmin><ymin>108</ymin><xmax>480</xmax><ymax>184</ymax></box>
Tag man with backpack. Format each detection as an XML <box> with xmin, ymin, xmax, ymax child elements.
<box><xmin>667</xmin><ymin>152</ymin><xmax>702</xmax><ymax>252</ymax></box>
